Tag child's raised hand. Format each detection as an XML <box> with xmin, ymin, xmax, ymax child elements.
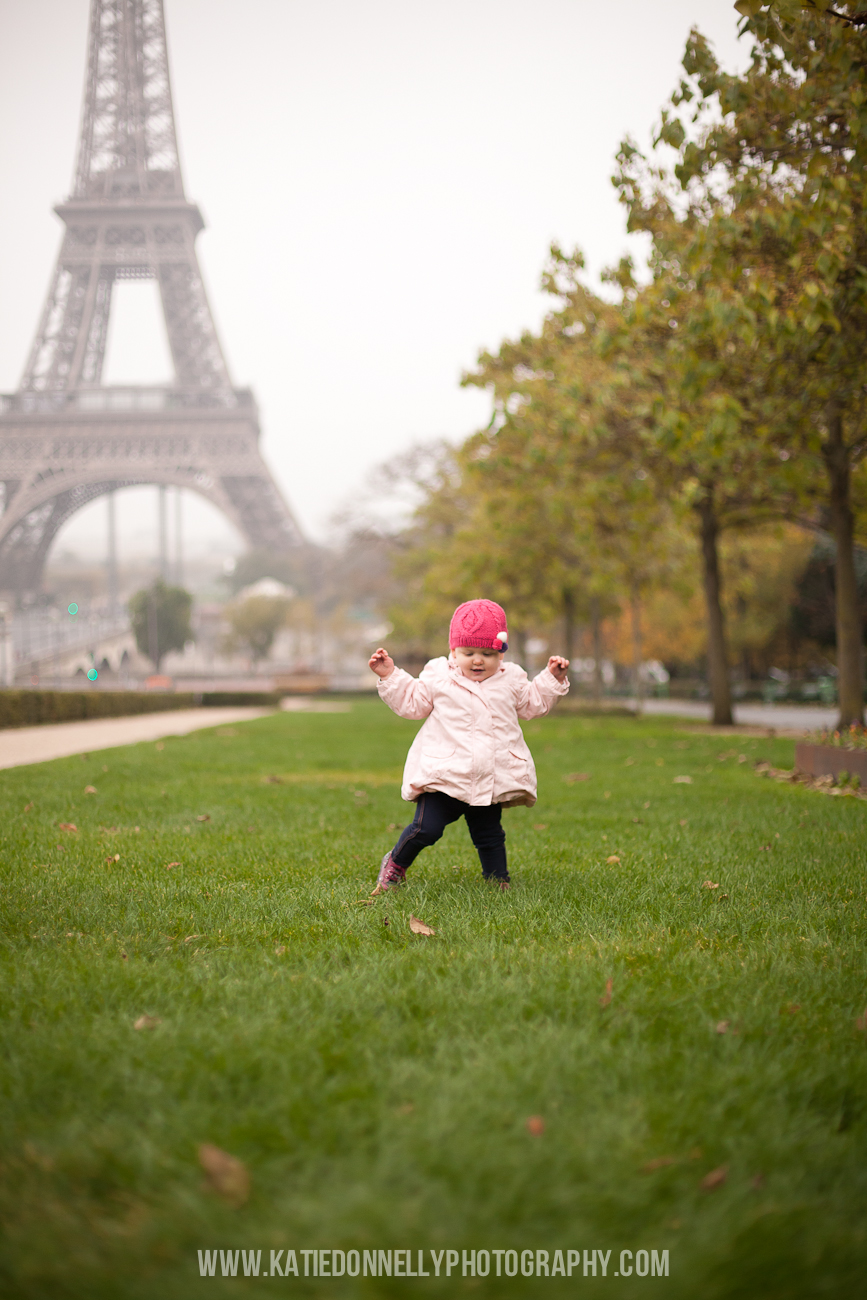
<box><xmin>369</xmin><ymin>647</ymin><xmax>395</xmax><ymax>679</ymax></box>
<box><xmin>547</xmin><ymin>655</ymin><xmax>569</xmax><ymax>682</ymax></box>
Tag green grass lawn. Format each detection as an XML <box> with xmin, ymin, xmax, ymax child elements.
<box><xmin>1</xmin><ymin>701</ymin><xmax>865</xmax><ymax>1299</ymax></box>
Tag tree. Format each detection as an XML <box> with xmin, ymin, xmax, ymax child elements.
<box><xmin>653</xmin><ymin>3</ymin><xmax>867</xmax><ymax>722</ymax></box>
<box><xmin>223</xmin><ymin>594</ymin><xmax>291</xmax><ymax>663</ymax></box>
<box><xmin>129</xmin><ymin>580</ymin><xmax>193</xmax><ymax>671</ymax></box>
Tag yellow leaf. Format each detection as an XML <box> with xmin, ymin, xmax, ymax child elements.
<box><xmin>198</xmin><ymin>1143</ymin><xmax>250</xmax><ymax>1207</ymax></box>
<box><xmin>606</xmin><ymin>854</ymin><xmax>621</xmax><ymax>864</ymax></box>
<box><xmin>716</xmin><ymin>1020</ymin><xmax>730</xmax><ymax>1034</ymax></box>
<box><xmin>599</xmin><ymin>978</ymin><xmax>613</xmax><ymax>1008</ymax></box>
<box><xmin>133</xmin><ymin>1014</ymin><xmax>161</xmax><ymax>1030</ymax></box>
<box><xmin>700</xmin><ymin>1166</ymin><xmax>728</xmax><ymax>1192</ymax></box>
<box><xmin>673</xmin><ymin>775</ymin><xmax>693</xmax><ymax>784</ymax></box>
<box><xmin>84</xmin><ymin>786</ymin><xmax>97</xmax><ymax>795</ymax></box>
<box><xmin>196</xmin><ymin>814</ymin><xmax>210</xmax><ymax>822</ymax></box>
<box><xmin>409</xmin><ymin>914</ymin><xmax>436</xmax><ymax>936</ymax></box>
<box><xmin>59</xmin><ymin>823</ymin><xmax>78</xmax><ymax>833</ymax></box>
<box><xmin>701</xmin><ymin>881</ymin><xmax>720</xmax><ymax>890</ymax></box>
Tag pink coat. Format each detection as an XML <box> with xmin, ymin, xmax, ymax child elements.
<box><xmin>377</xmin><ymin>655</ymin><xmax>569</xmax><ymax>807</ymax></box>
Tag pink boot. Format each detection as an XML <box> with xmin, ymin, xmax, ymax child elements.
<box><xmin>376</xmin><ymin>852</ymin><xmax>407</xmax><ymax>889</ymax></box>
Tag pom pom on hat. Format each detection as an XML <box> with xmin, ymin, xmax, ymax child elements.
<box><xmin>449</xmin><ymin>599</ymin><xmax>508</xmax><ymax>651</ymax></box>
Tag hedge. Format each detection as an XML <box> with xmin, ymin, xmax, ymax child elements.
<box><xmin>0</xmin><ymin>690</ymin><xmax>280</xmax><ymax>730</ymax></box>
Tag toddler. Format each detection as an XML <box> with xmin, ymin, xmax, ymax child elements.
<box><xmin>369</xmin><ymin>598</ymin><xmax>569</xmax><ymax>891</ymax></box>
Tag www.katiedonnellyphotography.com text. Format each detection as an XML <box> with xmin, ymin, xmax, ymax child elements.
<box><xmin>197</xmin><ymin>1247</ymin><xmax>670</xmax><ymax>1279</ymax></box>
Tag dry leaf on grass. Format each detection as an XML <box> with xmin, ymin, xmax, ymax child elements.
<box><xmin>274</xmin><ymin>945</ymin><xmax>286</xmax><ymax>956</ymax></box>
<box><xmin>196</xmin><ymin>814</ymin><xmax>210</xmax><ymax>822</ymax></box>
<box><xmin>184</xmin><ymin>934</ymin><xmax>202</xmax><ymax>944</ymax></box>
<box><xmin>133</xmin><ymin>1014</ymin><xmax>161</xmax><ymax>1030</ymax></box>
<box><xmin>599</xmin><ymin>978</ymin><xmax>613</xmax><ymax>1008</ymax></box>
<box><xmin>564</xmin><ymin>773</ymin><xmax>590</xmax><ymax>783</ymax></box>
<box><xmin>784</xmin><ymin>1003</ymin><xmax>801</xmax><ymax>1015</ymax></box>
<box><xmin>265</xmin><ymin>775</ymin><xmax>284</xmax><ymax>784</ymax></box>
<box><xmin>855</xmin><ymin>1007</ymin><xmax>867</xmax><ymax>1032</ymax></box>
<box><xmin>59</xmin><ymin>823</ymin><xmax>77</xmax><ymax>833</ymax></box>
<box><xmin>166</xmin><ymin>861</ymin><xmax>180</xmax><ymax>869</ymax></box>
<box><xmin>679</xmin><ymin>819</ymin><xmax>688</xmax><ymax>827</ymax></box>
<box><xmin>716</xmin><ymin>1020</ymin><xmax>730</xmax><ymax>1035</ymax></box>
<box><xmin>120</xmin><ymin>951</ymin><xmax>128</xmax><ymax>961</ymax></box>
<box><xmin>105</xmin><ymin>854</ymin><xmax>120</xmax><ymax>863</ymax></box>
<box><xmin>525</xmin><ymin>1116</ymin><xmax>545</xmax><ymax>1136</ymax></box>
<box><xmin>23</xmin><ymin>802</ymin><xmax>33</xmax><ymax>813</ymax></box>
<box><xmin>397</xmin><ymin>1102</ymin><xmax>415</xmax><ymax>1115</ymax></box>
<box><xmin>533</xmin><ymin>823</ymin><xmax>548</xmax><ymax>831</ymax></box>
<box><xmin>198</xmin><ymin>1143</ymin><xmax>250</xmax><ymax>1207</ymax></box>
<box><xmin>84</xmin><ymin>786</ymin><xmax>97</xmax><ymax>795</ymax></box>
<box><xmin>606</xmin><ymin>854</ymin><xmax>621</xmax><ymax>864</ymax></box>
<box><xmin>759</xmin><ymin>844</ymin><xmax>772</xmax><ymax>851</ymax></box>
<box><xmin>673</xmin><ymin>775</ymin><xmax>693</xmax><ymax>784</ymax></box>
<box><xmin>700</xmin><ymin>1166</ymin><xmax>728</xmax><ymax>1192</ymax></box>
<box><xmin>701</xmin><ymin>881</ymin><xmax>719</xmax><ymax>890</ymax></box>
<box><xmin>642</xmin><ymin>1155</ymin><xmax>676</xmax><ymax>1172</ymax></box>
<box><xmin>409</xmin><ymin>915</ymin><xmax>435</xmax><ymax>936</ymax></box>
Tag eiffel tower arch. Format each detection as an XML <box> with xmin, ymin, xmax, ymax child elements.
<box><xmin>0</xmin><ymin>0</ymin><xmax>303</xmax><ymax>598</ymax></box>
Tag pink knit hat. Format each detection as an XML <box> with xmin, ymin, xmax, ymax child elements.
<box><xmin>449</xmin><ymin>599</ymin><xmax>508</xmax><ymax>651</ymax></box>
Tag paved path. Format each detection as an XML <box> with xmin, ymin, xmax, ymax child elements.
<box><xmin>0</xmin><ymin>707</ymin><xmax>272</xmax><ymax>771</ymax></box>
<box><xmin>636</xmin><ymin>698</ymin><xmax>837</xmax><ymax>731</ymax></box>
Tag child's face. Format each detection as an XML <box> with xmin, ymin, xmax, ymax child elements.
<box><xmin>453</xmin><ymin>645</ymin><xmax>504</xmax><ymax>681</ymax></box>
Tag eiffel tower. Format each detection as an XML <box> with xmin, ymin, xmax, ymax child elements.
<box><xmin>0</xmin><ymin>0</ymin><xmax>303</xmax><ymax>598</ymax></box>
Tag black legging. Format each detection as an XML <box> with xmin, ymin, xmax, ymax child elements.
<box><xmin>391</xmin><ymin>790</ymin><xmax>508</xmax><ymax>881</ymax></box>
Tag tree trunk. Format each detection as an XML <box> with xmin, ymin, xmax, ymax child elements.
<box><xmin>823</xmin><ymin>408</ymin><xmax>865</xmax><ymax>727</ymax></box>
<box><xmin>697</xmin><ymin>493</ymin><xmax>733</xmax><ymax>726</ymax></box>
<box><xmin>513</xmin><ymin>627</ymin><xmax>527</xmax><ymax>670</ymax></box>
<box><xmin>591</xmin><ymin>596</ymin><xmax>603</xmax><ymax>703</ymax></box>
<box><xmin>148</xmin><ymin>594</ymin><xmax>160</xmax><ymax>670</ymax></box>
<box><xmin>562</xmin><ymin>589</ymin><xmax>575</xmax><ymax>662</ymax></box>
<box><xmin>631</xmin><ymin>582</ymin><xmax>644</xmax><ymax>716</ymax></box>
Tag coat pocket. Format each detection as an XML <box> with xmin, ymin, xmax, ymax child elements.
<box><xmin>422</xmin><ymin>743</ymin><xmax>456</xmax><ymax>760</ymax></box>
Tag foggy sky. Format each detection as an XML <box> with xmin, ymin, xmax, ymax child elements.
<box><xmin>0</xmin><ymin>0</ymin><xmax>746</xmax><ymax>556</ymax></box>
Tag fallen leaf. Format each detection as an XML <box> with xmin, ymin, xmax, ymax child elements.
<box><xmin>105</xmin><ymin>854</ymin><xmax>120</xmax><ymax>863</ymax></box>
<box><xmin>564</xmin><ymin>773</ymin><xmax>590</xmax><ymax>783</ymax></box>
<box><xmin>673</xmin><ymin>775</ymin><xmax>693</xmax><ymax>784</ymax></box>
<box><xmin>184</xmin><ymin>935</ymin><xmax>202</xmax><ymax>944</ymax></box>
<box><xmin>196</xmin><ymin>814</ymin><xmax>210</xmax><ymax>822</ymax></box>
<box><xmin>679</xmin><ymin>818</ymin><xmax>688</xmax><ymax>827</ymax></box>
<box><xmin>701</xmin><ymin>881</ymin><xmax>720</xmax><ymax>890</ymax></box>
<box><xmin>274</xmin><ymin>945</ymin><xmax>286</xmax><ymax>956</ymax></box>
<box><xmin>533</xmin><ymin>823</ymin><xmax>548</xmax><ymax>831</ymax></box>
<box><xmin>599</xmin><ymin>978</ymin><xmax>613</xmax><ymax>1008</ymax></box>
<box><xmin>166</xmin><ymin>861</ymin><xmax>180</xmax><ymax>869</ymax></box>
<box><xmin>759</xmin><ymin>844</ymin><xmax>772</xmax><ymax>851</ymax></box>
<box><xmin>198</xmin><ymin>1143</ymin><xmax>250</xmax><ymax>1207</ymax></box>
<box><xmin>265</xmin><ymin>775</ymin><xmax>284</xmax><ymax>784</ymax></box>
<box><xmin>700</xmin><ymin>1166</ymin><xmax>728</xmax><ymax>1192</ymax></box>
<box><xmin>59</xmin><ymin>823</ymin><xmax>77</xmax><ymax>833</ymax></box>
<box><xmin>606</xmin><ymin>854</ymin><xmax>621</xmax><ymax>864</ymax></box>
<box><xmin>409</xmin><ymin>914</ymin><xmax>435</xmax><ymax>936</ymax></box>
<box><xmin>23</xmin><ymin>802</ymin><xmax>33</xmax><ymax>813</ymax></box>
<box><xmin>133</xmin><ymin>1014</ymin><xmax>161</xmax><ymax>1030</ymax></box>
<box><xmin>525</xmin><ymin>1116</ymin><xmax>545</xmax><ymax>1136</ymax></box>
<box><xmin>784</xmin><ymin>1003</ymin><xmax>801</xmax><ymax>1015</ymax></box>
<box><xmin>643</xmin><ymin>801</ymin><xmax>650</xmax><ymax>809</ymax></box>
<box><xmin>84</xmin><ymin>785</ymin><xmax>97</xmax><ymax>795</ymax></box>
<box><xmin>718</xmin><ymin>893</ymin><xmax>729</xmax><ymax>900</ymax></box>
<box><xmin>855</xmin><ymin>1006</ymin><xmax>867</xmax><ymax>1032</ymax></box>
<box><xmin>642</xmin><ymin>1155</ymin><xmax>676</xmax><ymax>1172</ymax></box>
<box><xmin>604</xmin><ymin>790</ymin><xmax>611</xmax><ymax>799</ymax></box>
<box><xmin>716</xmin><ymin>1020</ymin><xmax>730</xmax><ymax>1034</ymax></box>
<box><xmin>120</xmin><ymin>951</ymin><xmax>128</xmax><ymax>961</ymax></box>
<box><xmin>397</xmin><ymin>1102</ymin><xmax>415</xmax><ymax>1115</ymax></box>
<box><xmin>387</xmin><ymin>823</ymin><xmax>398</xmax><ymax>830</ymax></box>
<box><xmin>632</xmin><ymin>817</ymin><xmax>643</xmax><ymax>824</ymax></box>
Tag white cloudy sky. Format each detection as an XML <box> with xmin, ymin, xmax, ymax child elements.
<box><xmin>0</xmin><ymin>0</ymin><xmax>747</xmax><ymax>562</ymax></box>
